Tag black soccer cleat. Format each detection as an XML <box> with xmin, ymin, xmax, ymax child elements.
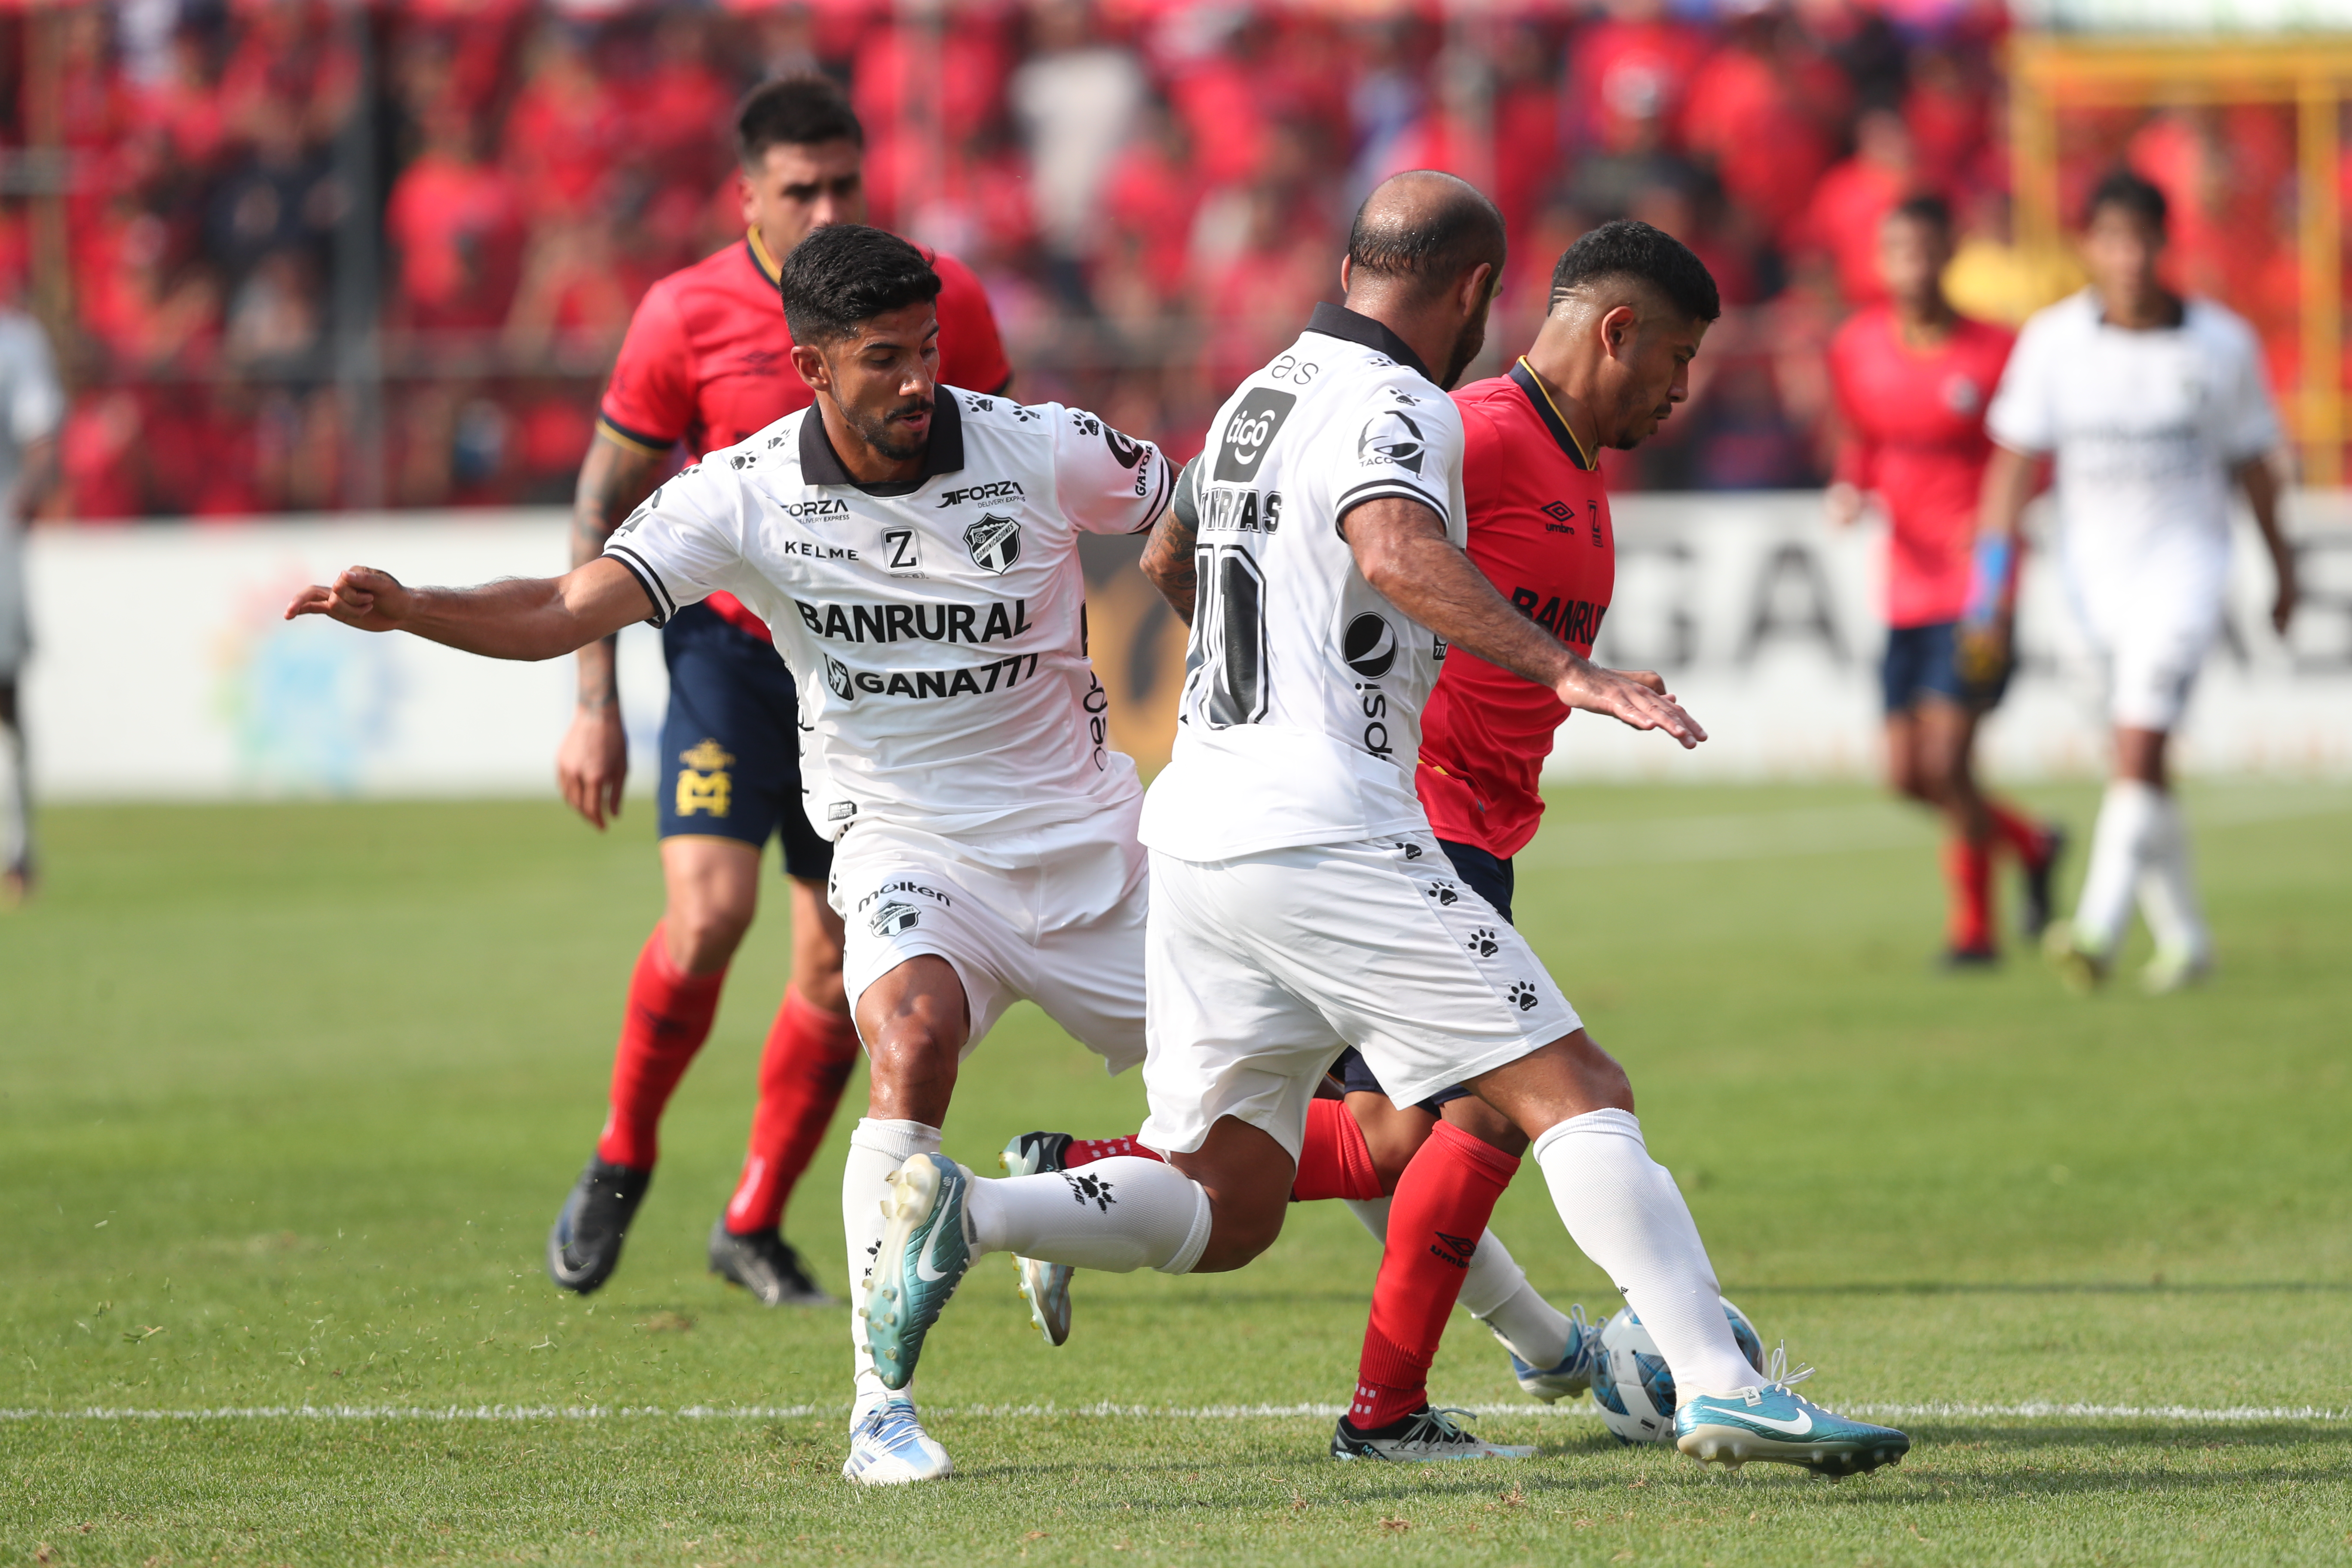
<box><xmin>1001</xmin><ymin>1130</ymin><xmax>1075</xmax><ymax>1176</ymax></box>
<box><xmin>708</xmin><ymin>1219</ymin><xmax>835</xmax><ymax>1306</ymax></box>
<box><xmin>545</xmin><ymin>1155</ymin><xmax>651</xmax><ymax>1295</ymax></box>
<box><xmin>1939</xmin><ymin>944</ymin><xmax>2000</xmax><ymax>971</ymax></box>
<box><xmin>2021</xmin><ymin>822</ymin><xmax>2069</xmax><ymax>940</ymax></box>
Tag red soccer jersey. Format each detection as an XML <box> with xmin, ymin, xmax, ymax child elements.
<box><xmin>1418</xmin><ymin>361</ymin><xmax>1615</xmax><ymax>861</ymax></box>
<box><xmin>597</xmin><ymin>229</ymin><xmax>1012</xmax><ymax>639</ymax></box>
<box><xmin>1827</xmin><ymin>307</ymin><xmax>2014</xmax><ymax>628</ymax></box>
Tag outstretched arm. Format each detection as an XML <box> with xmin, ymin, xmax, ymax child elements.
<box><xmin>284</xmin><ymin>556</ymin><xmax>653</xmax><ymax>661</ymax></box>
<box><xmin>1345</xmin><ymin>496</ymin><xmax>1705</xmax><ymax>749</ymax></box>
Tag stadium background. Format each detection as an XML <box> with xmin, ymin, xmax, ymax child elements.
<box><xmin>7</xmin><ymin>0</ymin><xmax>2351</xmax><ymax>799</ymax></box>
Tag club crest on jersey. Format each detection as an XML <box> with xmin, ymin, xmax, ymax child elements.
<box><xmin>964</xmin><ymin>513</ymin><xmax>1023</xmax><ymax>574</ymax></box>
<box><xmin>824</xmin><ymin>653</ymin><xmax>855</xmax><ymax>702</ymax></box>
<box><xmin>1357</xmin><ymin>410</ymin><xmax>1426</xmax><ymax>475</ymax></box>
<box><xmin>868</xmin><ymin>900</ymin><xmax>921</xmax><ymax>937</ymax></box>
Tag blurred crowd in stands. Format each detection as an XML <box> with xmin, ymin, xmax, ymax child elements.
<box><xmin>0</xmin><ymin>0</ymin><xmax>2316</xmax><ymax>518</ymax></box>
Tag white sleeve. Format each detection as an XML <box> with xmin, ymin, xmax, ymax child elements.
<box><xmin>600</xmin><ymin>459</ymin><xmax>752</xmax><ymax>627</ymax></box>
<box><xmin>1054</xmin><ymin>404</ymin><xmax>1174</xmax><ymax>536</ymax></box>
<box><xmin>1984</xmin><ymin>310</ymin><xmax>2057</xmax><ymax>456</ymax></box>
<box><xmin>5</xmin><ymin>318</ymin><xmax>63</xmax><ymax>445</ymax></box>
<box><xmin>1331</xmin><ymin>380</ymin><xmax>1462</xmax><ymax>530</ymax></box>
<box><xmin>2215</xmin><ymin>318</ymin><xmax>2283</xmax><ymax>466</ymax></box>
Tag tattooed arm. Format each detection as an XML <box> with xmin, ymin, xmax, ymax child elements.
<box><xmin>558</xmin><ymin>433</ymin><xmax>670</xmax><ymax>829</ymax></box>
<box><xmin>1139</xmin><ymin>455</ymin><xmax>1204</xmax><ymax>626</ymax></box>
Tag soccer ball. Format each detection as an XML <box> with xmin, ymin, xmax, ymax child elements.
<box><xmin>1589</xmin><ymin>1298</ymin><xmax>1767</xmax><ymax>1445</ymax></box>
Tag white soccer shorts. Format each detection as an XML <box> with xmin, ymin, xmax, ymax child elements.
<box><xmin>829</xmin><ymin>798</ymin><xmax>1148</xmax><ymax>1072</ymax></box>
<box><xmin>2063</xmin><ymin>533</ymin><xmax>2226</xmax><ymax>732</ymax></box>
<box><xmin>1139</xmin><ymin>831</ymin><xmax>1582</xmax><ymax>1160</ymax></box>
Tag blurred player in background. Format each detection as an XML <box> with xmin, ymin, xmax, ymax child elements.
<box><xmin>0</xmin><ymin>303</ymin><xmax>62</xmax><ymax>907</ymax></box>
<box><xmin>548</xmin><ymin>76</ymin><xmax>1011</xmax><ymax>1305</ymax></box>
<box><xmin>1977</xmin><ymin>170</ymin><xmax>2297</xmax><ymax>995</ymax></box>
<box><xmin>1827</xmin><ymin>196</ymin><xmax>2062</xmax><ymax>966</ymax></box>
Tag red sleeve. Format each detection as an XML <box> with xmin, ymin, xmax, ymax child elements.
<box><xmin>1457</xmin><ymin>398</ymin><xmax>1505</xmax><ymax>560</ymax></box>
<box><xmin>1825</xmin><ymin>321</ymin><xmax>1877</xmax><ymax>491</ymax></box>
<box><xmin>597</xmin><ymin>279</ymin><xmax>695</xmax><ymax>453</ymax></box>
<box><xmin>929</xmin><ymin>250</ymin><xmax>1014</xmax><ymax>396</ymax></box>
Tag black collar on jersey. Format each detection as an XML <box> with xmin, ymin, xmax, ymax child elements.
<box><xmin>1305</xmin><ymin>301</ymin><xmax>1432</xmax><ymax>383</ymax></box>
<box><xmin>798</xmin><ymin>388</ymin><xmax>966</xmax><ymax>496</ymax></box>
<box><xmin>1510</xmin><ymin>357</ymin><xmax>1596</xmax><ymax>472</ymax></box>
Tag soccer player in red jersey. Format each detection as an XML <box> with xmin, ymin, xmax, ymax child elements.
<box><xmin>1826</xmin><ymin>195</ymin><xmax>2061</xmax><ymax>966</ymax></box>
<box><xmin>1023</xmin><ymin>220</ymin><xmax>1729</xmax><ymax>1457</ymax></box>
<box><xmin>547</xmin><ymin>76</ymin><xmax>1012</xmax><ymax>1305</ymax></box>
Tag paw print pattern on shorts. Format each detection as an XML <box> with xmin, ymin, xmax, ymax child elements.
<box><xmin>1507</xmin><ymin>981</ymin><xmax>1539</xmax><ymax>1012</ymax></box>
<box><xmin>1465</xmin><ymin>928</ymin><xmax>1500</xmax><ymax>957</ymax></box>
<box><xmin>1424</xmin><ymin>879</ymin><xmax>1460</xmax><ymax>906</ymax></box>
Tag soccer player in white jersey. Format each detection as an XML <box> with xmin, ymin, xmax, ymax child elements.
<box><xmin>1975</xmin><ymin>170</ymin><xmax>2299</xmax><ymax>994</ymax></box>
<box><xmin>287</xmin><ymin>224</ymin><xmax>1175</xmax><ymax>1485</ymax></box>
<box><xmin>861</xmin><ymin>173</ymin><xmax>1911</xmax><ymax>1478</ymax></box>
<box><xmin>0</xmin><ymin>303</ymin><xmax>61</xmax><ymax>906</ymax></box>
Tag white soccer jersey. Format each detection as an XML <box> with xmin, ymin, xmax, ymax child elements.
<box><xmin>0</xmin><ymin>309</ymin><xmax>63</xmax><ymax>675</ymax></box>
<box><xmin>1986</xmin><ymin>289</ymin><xmax>2279</xmax><ymax>564</ymax></box>
<box><xmin>604</xmin><ymin>386</ymin><xmax>1173</xmax><ymax>841</ymax></box>
<box><xmin>1137</xmin><ymin>303</ymin><xmax>1467</xmax><ymax>861</ymax></box>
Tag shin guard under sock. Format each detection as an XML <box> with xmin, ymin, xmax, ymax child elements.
<box><xmin>1943</xmin><ymin>836</ymin><xmax>1993</xmax><ymax>951</ymax></box>
<box><xmin>967</xmin><ymin>1157</ymin><xmax>1211</xmax><ymax>1274</ymax></box>
<box><xmin>1531</xmin><ymin>1109</ymin><xmax>1758</xmax><ymax>1397</ymax></box>
<box><xmin>726</xmin><ymin>987</ymin><xmax>863</xmax><ymax>1235</ymax></box>
<box><xmin>1351</xmin><ymin>1121</ymin><xmax>1521</xmax><ymax>1427</ymax></box>
<box><xmin>595</xmin><ymin>923</ymin><xmax>726</xmax><ymax>1170</ymax></box>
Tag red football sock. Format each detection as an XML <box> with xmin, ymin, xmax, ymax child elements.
<box><xmin>1986</xmin><ymin>800</ymin><xmax>2051</xmax><ymax>868</ymax></box>
<box><xmin>594</xmin><ymin>923</ymin><xmax>726</xmax><ymax>1171</ymax></box>
<box><xmin>1350</xmin><ymin>1120</ymin><xmax>1520</xmax><ymax>1428</ymax></box>
<box><xmin>1292</xmin><ymin>1098</ymin><xmax>1384</xmax><ymax>1203</ymax></box>
<box><xmin>1065</xmin><ymin>1136</ymin><xmax>1162</xmax><ymax>1168</ymax></box>
<box><xmin>1944</xmin><ymin>836</ymin><xmax>1994</xmax><ymax>952</ymax></box>
<box><xmin>724</xmin><ymin>986</ymin><xmax>864</xmax><ymax>1236</ymax></box>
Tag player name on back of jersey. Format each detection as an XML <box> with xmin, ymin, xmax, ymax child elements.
<box><xmin>1142</xmin><ymin>306</ymin><xmax>1469</xmax><ymax>864</ymax></box>
<box><xmin>605</xmin><ymin>386</ymin><xmax>1170</xmax><ymax>842</ymax></box>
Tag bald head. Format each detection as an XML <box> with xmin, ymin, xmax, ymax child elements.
<box><xmin>1346</xmin><ymin>171</ymin><xmax>1507</xmax><ymax>304</ymax></box>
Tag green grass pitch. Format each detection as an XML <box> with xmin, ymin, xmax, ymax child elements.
<box><xmin>4</xmin><ymin>781</ymin><xmax>2349</xmax><ymax>1565</ymax></box>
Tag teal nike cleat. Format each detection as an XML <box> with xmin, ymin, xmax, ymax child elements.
<box><xmin>1497</xmin><ymin>1303</ymin><xmax>1598</xmax><ymax>1402</ymax></box>
<box><xmin>1674</xmin><ymin>1349</ymin><xmax>1909</xmax><ymax>1477</ymax></box>
<box><xmin>999</xmin><ymin>1131</ymin><xmax>1075</xmax><ymax>1347</ymax></box>
<box><xmin>862</xmin><ymin>1153</ymin><xmax>974</xmax><ymax>1392</ymax></box>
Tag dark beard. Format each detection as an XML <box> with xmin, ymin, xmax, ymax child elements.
<box><xmin>1438</xmin><ymin>318</ymin><xmax>1486</xmax><ymax>390</ymax></box>
<box><xmin>848</xmin><ymin>397</ymin><xmax>933</xmax><ymax>462</ymax></box>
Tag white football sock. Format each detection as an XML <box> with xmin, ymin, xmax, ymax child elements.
<box><xmin>1343</xmin><ymin>1196</ymin><xmax>1573</xmax><ymax>1368</ymax></box>
<box><xmin>1530</xmin><ymin>1109</ymin><xmax>1757</xmax><ymax>1397</ymax></box>
<box><xmin>0</xmin><ymin>707</ymin><xmax>27</xmax><ymax>876</ymax></box>
<box><xmin>2134</xmin><ymin>788</ymin><xmax>2211</xmax><ymax>959</ymax></box>
<box><xmin>2074</xmin><ymin>778</ymin><xmax>2159</xmax><ymax>955</ymax></box>
<box><xmin>966</xmin><ymin>1156</ymin><xmax>1211</xmax><ymax>1274</ymax></box>
<box><xmin>843</xmin><ymin>1117</ymin><xmax>940</xmax><ymax>1422</ymax></box>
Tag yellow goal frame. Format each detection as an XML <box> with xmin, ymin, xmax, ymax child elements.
<box><xmin>2009</xmin><ymin>33</ymin><xmax>2352</xmax><ymax>484</ymax></box>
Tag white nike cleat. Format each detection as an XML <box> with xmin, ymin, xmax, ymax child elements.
<box><xmin>842</xmin><ymin>1397</ymin><xmax>953</xmax><ymax>1485</ymax></box>
<box><xmin>1331</xmin><ymin>1405</ymin><xmax>1534</xmax><ymax>1461</ymax></box>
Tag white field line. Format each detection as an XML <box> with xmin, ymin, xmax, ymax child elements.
<box><xmin>2</xmin><ymin>1401</ymin><xmax>2343</xmax><ymax>1424</ymax></box>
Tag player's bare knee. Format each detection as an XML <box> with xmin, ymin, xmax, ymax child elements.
<box><xmin>1194</xmin><ymin>1193</ymin><xmax>1286</xmax><ymax>1273</ymax></box>
<box><xmin>668</xmin><ymin>900</ymin><xmax>753</xmax><ymax>973</ymax></box>
<box><xmin>1440</xmin><ymin>1095</ymin><xmax>1529</xmax><ymax>1157</ymax></box>
<box><xmin>1345</xmin><ymin>1093</ymin><xmax>1432</xmax><ymax>1194</ymax></box>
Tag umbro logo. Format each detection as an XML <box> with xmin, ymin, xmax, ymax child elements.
<box><xmin>1427</xmin><ymin>1230</ymin><xmax>1477</xmax><ymax>1268</ymax></box>
<box><xmin>1540</xmin><ymin>500</ymin><xmax>1574</xmax><ymax>523</ymax></box>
